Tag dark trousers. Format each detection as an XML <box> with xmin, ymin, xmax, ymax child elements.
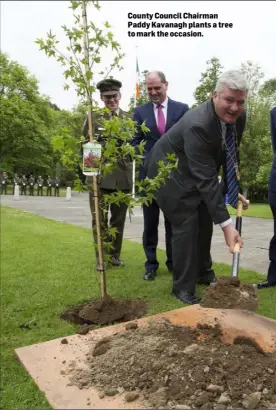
<box><xmin>267</xmin><ymin>190</ymin><xmax>276</xmax><ymax>284</ymax></box>
<box><xmin>171</xmin><ymin>202</ymin><xmax>214</xmax><ymax>294</ymax></box>
<box><xmin>54</xmin><ymin>186</ymin><xmax>60</xmax><ymax>197</ymax></box>
<box><xmin>89</xmin><ymin>188</ymin><xmax>129</xmax><ymax>261</ymax></box>
<box><xmin>1</xmin><ymin>184</ymin><xmax>7</xmax><ymax>194</ymax></box>
<box><xmin>37</xmin><ymin>186</ymin><xmax>43</xmax><ymax>196</ymax></box>
<box><xmin>142</xmin><ymin>199</ymin><xmax>173</xmax><ymax>271</ymax></box>
<box><xmin>21</xmin><ymin>184</ymin><xmax>27</xmax><ymax>195</ymax></box>
<box><xmin>47</xmin><ymin>186</ymin><xmax>52</xmax><ymax>196</ymax></box>
<box><xmin>29</xmin><ymin>185</ymin><xmax>34</xmax><ymax>196</ymax></box>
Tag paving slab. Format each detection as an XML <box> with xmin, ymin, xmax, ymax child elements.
<box><xmin>14</xmin><ymin>305</ymin><xmax>276</xmax><ymax>409</ymax></box>
<box><xmin>1</xmin><ymin>194</ymin><xmax>272</xmax><ymax>274</ymax></box>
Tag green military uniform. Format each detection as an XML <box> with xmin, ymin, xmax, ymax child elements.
<box><xmin>54</xmin><ymin>177</ymin><xmax>60</xmax><ymax>197</ymax></box>
<box><xmin>83</xmin><ymin>79</ymin><xmax>133</xmax><ymax>267</ymax></box>
<box><xmin>29</xmin><ymin>175</ymin><xmax>35</xmax><ymax>195</ymax></box>
<box><xmin>1</xmin><ymin>172</ymin><xmax>8</xmax><ymax>195</ymax></box>
<box><xmin>46</xmin><ymin>176</ymin><xmax>53</xmax><ymax>196</ymax></box>
<box><xmin>20</xmin><ymin>175</ymin><xmax>28</xmax><ymax>195</ymax></box>
<box><xmin>37</xmin><ymin>176</ymin><xmax>43</xmax><ymax>196</ymax></box>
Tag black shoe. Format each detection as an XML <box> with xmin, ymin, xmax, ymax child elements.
<box><xmin>197</xmin><ymin>277</ymin><xmax>217</xmax><ymax>285</ymax></box>
<box><xmin>167</xmin><ymin>267</ymin><xmax>173</xmax><ymax>273</ymax></box>
<box><xmin>172</xmin><ymin>289</ymin><xmax>201</xmax><ymax>305</ymax></box>
<box><xmin>143</xmin><ymin>270</ymin><xmax>157</xmax><ymax>281</ymax></box>
<box><xmin>110</xmin><ymin>256</ymin><xmax>124</xmax><ymax>267</ymax></box>
<box><xmin>255</xmin><ymin>281</ymin><xmax>276</xmax><ymax>290</ymax></box>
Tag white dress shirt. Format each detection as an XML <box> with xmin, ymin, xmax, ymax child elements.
<box><xmin>153</xmin><ymin>97</ymin><xmax>168</xmax><ymax>125</ymax></box>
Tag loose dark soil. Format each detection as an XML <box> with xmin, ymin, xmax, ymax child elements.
<box><xmin>200</xmin><ymin>277</ymin><xmax>258</xmax><ymax>311</ymax></box>
<box><xmin>67</xmin><ymin>319</ymin><xmax>276</xmax><ymax>409</ymax></box>
<box><xmin>60</xmin><ymin>295</ymin><xmax>148</xmax><ymax>329</ymax></box>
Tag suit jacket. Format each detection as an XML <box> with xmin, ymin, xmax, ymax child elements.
<box><xmin>269</xmin><ymin>107</ymin><xmax>276</xmax><ymax>193</ymax></box>
<box><xmin>145</xmin><ymin>99</ymin><xmax>246</xmax><ymax>226</ymax></box>
<box><xmin>82</xmin><ymin>108</ymin><xmax>133</xmax><ymax>190</ymax></box>
<box><xmin>132</xmin><ymin>98</ymin><xmax>189</xmax><ymax>180</ymax></box>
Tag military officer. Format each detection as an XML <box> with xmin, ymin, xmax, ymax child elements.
<box><xmin>37</xmin><ymin>176</ymin><xmax>43</xmax><ymax>196</ymax></box>
<box><xmin>0</xmin><ymin>172</ymin><xmax>8</xmax><ymax>195</ymax></box>
<box><xmin>54</xmin><ymin>176</ymin><xmax>60</xmax><ymax>197</ymax></box>
<box><xmin>20</xmin><ymin>174</ymin><xmax>28</xmax><ymax>195</ymax></box>
<box><xmin>46</xmin><ymin>175</ymin><xmax>53</xmax><ymax>196</ymax></box>
<box><xmin>29</xmin><ymin>174</ymin><xmax>35</xmax><ymax>196</ymax></box>
<box><xmin>82</xmin><ymin>79</ymin><xmax>132</xmax><ymax>269</ymax></box>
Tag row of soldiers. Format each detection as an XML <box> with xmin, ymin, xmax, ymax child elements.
<box><xmin>0</xmin><ymin>172</ymin><xmax>61</xmax><ymax>196</ymax></box>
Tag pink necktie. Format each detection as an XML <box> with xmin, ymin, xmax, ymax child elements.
<box><xmin>157</xmin><ymin>104</ymin><xmax>166</xmax><ymax>135</ymax></box>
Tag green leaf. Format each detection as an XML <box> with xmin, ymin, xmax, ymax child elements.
<box><xmin>85</xmin><ymin>71</ymin><xmax>92</xmax><ymax>81</ymax></box>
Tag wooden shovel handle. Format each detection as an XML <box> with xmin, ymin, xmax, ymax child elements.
<box><xmin>233</xmin><ymin>200</ymin><xmax>243</xmax><ymax>254</ymax></box>
<box><xmin>231</xmin><ymin>199</ymin><xmax>243</xmax><ymax>277</ymax></box>
<box><xmin>236</xmin><ymin>199</ymin><xmax>243</xmax><ymax>217</ymax></box>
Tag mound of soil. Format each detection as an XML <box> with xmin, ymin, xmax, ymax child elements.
<box><xmin>66</xmin><ymin>319</ymin><xmax>276</xmax><ymax>409</ymax></box>
<box><xmin>60</xmin><ymin>295</ymin><xmax>148</xmax><ymax>329</ymax></box>
<box><xmin>200</xmin><ymin>277</ymin><xmax>258</xmax><ymax>311</ymax></box>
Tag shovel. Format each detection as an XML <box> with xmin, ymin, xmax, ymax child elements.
<box><xmin>231</xmin><ymin>199</ymin><xmax>243</xmax><ymax>277</ymax></box>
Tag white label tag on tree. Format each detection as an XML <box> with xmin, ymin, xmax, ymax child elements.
<box><xmin>82</xmin><ymin>142</ymin><xmax>102</xmax><ymax>176</ymax></box>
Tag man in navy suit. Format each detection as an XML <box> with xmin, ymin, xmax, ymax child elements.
<box><xmin>132</xmin><ymin>71</ymin><xmax>189</xmax><ymax>280</ymax></box>
<box><xmin>256</xmin><ymin>106</ymin><xmax>276</xmax><ymax>289</ymax></box>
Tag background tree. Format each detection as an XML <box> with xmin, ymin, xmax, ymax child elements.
<box><xmin>50</xmin><ymin>105</ymin><xmax>87</xmax><ymax>188</ymax></box>
<box><xmin>239</xmin><ymin>61</ymin><xmax>273</xmax><ymax>200</ymax></box>
<box><xmin>193</xmin><ymin>57</ymin><xmax>224</xmax><ymax>106</ymax></box>
<box><xmin>0</xmin><ymin>51</ymin><xmax>86</xmax><ymax>186</ymax></box>
<box><xmin>259</xmin><ymin>78</ymin><xmax>276</xmax><ymax>101</ymax></box>
<box><xmin>0</xmin><ymin>52</ymin><xmax>54</xmax><ymax>175</ymax></box>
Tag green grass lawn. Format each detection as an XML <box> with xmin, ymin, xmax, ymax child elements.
<box><xmin>227</xmin><ymin>203</ymin><xmax>273</xmax><ymax>219</ymax></box>
<box><xmin>1</xmin><ymin>188</ymin><xmax>273</xmax><ymax>219</ymax></box>
<box><xmin>1</xmin><ymin>205</ymin><xmax>275</xmax><ymax>409</ymax></box>
<box><xmin>134</xmin><ymin>201</ymin><xmax>272</xmax><ymax>219</ymax></box>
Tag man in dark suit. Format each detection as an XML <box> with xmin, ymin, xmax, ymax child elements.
<box><xmin>145</xmin><ymin>70</ymin><xmax>249</xmax><ymax>304</ymax></box>
<box><xmin>132</xmin><ymin>71</ymin><xmax>189</xmax><ymax>280</ymax></box>
<box><xmin>83</xmin><ymin>79</ymin><xmax>132</xmax><ymax>269</ymax></box>
<box><xmin>256</xmin><ymin>106</ymin><xmax>276</xmax><ymax>289</ymax></box>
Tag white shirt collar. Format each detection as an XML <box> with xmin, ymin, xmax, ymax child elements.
<box><xmin>153</xmin><ymin>97</ymin><xmax>168</xmax><ymax>109</ymax></box>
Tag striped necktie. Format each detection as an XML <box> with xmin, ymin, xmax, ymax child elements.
<box><xmin>225</xmin><ymin>124</ymin><xmax>239</xmax><ymax>208</ymax></box>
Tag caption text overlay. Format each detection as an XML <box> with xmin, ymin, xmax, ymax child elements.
<box><xmin>127</xmin><ymin>12</ymin><xmax>233</xmax><ymax>37</ymax></box>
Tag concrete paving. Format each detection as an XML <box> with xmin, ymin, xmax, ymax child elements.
<box><xmin>1</xmin><ymin>193</ymin><xmax>273</xmax><ymax>274</ymax></box>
